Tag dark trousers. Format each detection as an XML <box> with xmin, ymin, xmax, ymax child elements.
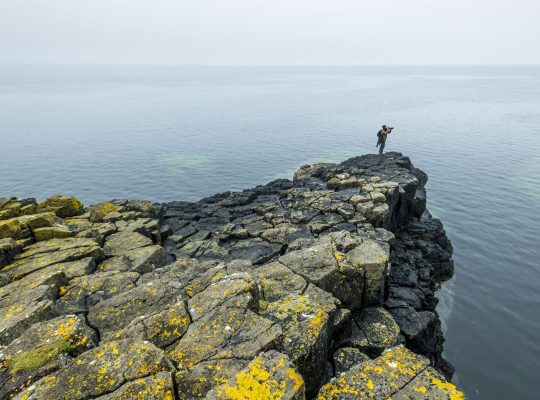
<box><xmin>378</xmin><ymin>139</ymin><xmax>386</xmax><ymax>154</ymax></box>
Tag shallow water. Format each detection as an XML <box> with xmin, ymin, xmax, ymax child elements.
<box><xmin>1</xmin><ymin>65</ymin><xmax>539</xmax><ymax>399</ymax></box>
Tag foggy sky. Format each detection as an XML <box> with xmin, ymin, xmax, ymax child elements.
<box><xmin>1</xmin><ymin>0</ymin><xmax>538</xmax><ymax>65</ymax></box>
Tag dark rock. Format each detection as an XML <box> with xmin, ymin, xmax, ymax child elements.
<box><xmin>333</xmin><ymin>347</ymin><xmax>369</xmax><ymax>376</ymax></box>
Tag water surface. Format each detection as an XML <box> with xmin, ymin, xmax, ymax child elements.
<box><xmin>1</xmin><ymin>65</ymin><xmax>539</xmax><ymax>399</ymax></box>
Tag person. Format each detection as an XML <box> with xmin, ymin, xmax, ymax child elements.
<box><xmin>376</xmin><ymin>125</ymin><xmax>393</xmax><ymax>154</ymax></box>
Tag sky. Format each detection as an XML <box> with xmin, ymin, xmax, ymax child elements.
<box><xmin>0</xmin><ymin>0</ymin><xmax>538</xmax><ymax>65</ymax></box>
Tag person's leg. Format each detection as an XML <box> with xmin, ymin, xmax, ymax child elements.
<box><xmin>379</xmin><ymin>140</ymin><xmax>385</xmax><ymax>154</ymax></box>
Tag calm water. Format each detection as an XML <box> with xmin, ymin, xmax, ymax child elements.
<box><xmin>1</xmin><ymin>65</ymin><xmax>539</xmax><ymax>399</ymax></box>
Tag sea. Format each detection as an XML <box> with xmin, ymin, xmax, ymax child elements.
<box><xmin>1</xmin><ymin>65</ymin><xmax>539</xmax><ymax>399</ymax></box>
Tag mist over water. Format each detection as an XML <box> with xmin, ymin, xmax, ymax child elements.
<box><xmin>1</xmin><ymin>65</ymin><xmax>539</xmax><ymax>399</ymax></box>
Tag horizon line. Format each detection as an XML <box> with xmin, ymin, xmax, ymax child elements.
<box><xmin>1</xmin><ymin>63</ymin><xmax>539</xmax><ymax>67</ymax></box>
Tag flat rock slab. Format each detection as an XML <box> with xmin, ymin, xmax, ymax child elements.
<box><xmin>169</xmin><ymin>305</ymin><xmax>281</xmax><ymax>371</ymax></box>
<box><xmin>2</xmin><ymin>240</ymin><xmax>104</xmax><ymax>283</ymax></box>
<box><xmin>16</xmin><ymin>339</ymin><xmax>174</xmax><ymax>400</ymax></box>
<box><xmin>392</xmin><ymin>366</ymin><xmax>465</xmax><ymax>400</ymax></box>
<box><xmin>95</xmin><ymin>372</ymin><xmax>175</xmax><ymax>400</ymax></box>
<box><xmin>317</xmin><ymin>346</ymin><xmax>430</xmax><ymax>399</ymax></box>
<box><xmin>255</xmin><ymin>261</ymin><xmax>307</xmax><ymax>302</ymax></box>
<box><xmin>57</xmin><ymin>271</ymin><xmax>140</xmax><ymax>313</ymax></box>
<box><xmin>87</xmin><ymin>284</ymin><xmax>182</xmax><ymax>339</ymax></box>
<box><xmin>175</xmin><ymin>359</ymin><xmax>248</xmax><ymax>400</ymax></box>
<box><xmin>103</xmin><ymin>231</ymin><xmax>153</xmax><ymax>256</ymax></box>
<box><xmin>14</xmin><ymin>237</ymin><xmax>99</xmax><ymax>261</ymax></box>
<box><xmin>186</xmin><ymin>274</ymin><xmax>259</xmax><ymax>321</ymax></box>
<box><xmin>0</xmin><ymin>315</ymin><xmax>97</xmax><ymax>399</ymax></box>
<box><xmin>106</xmin><ymin>299</ymin><xmax>191</xmax><ymax>348</ymax></box>
<box><xmin>207</xmin><ymin>350</ymin><xmax>305</xmax><ymax>400</ymax></box>
<box><xmin>0</xmin><ymin>300</ymin><xmax>57</xmax><ymax>345</ymax></box>
<box><xmin>97</xmin><ymin>245</ymin><xmax>166</xmax><ymax>274</ymax></box>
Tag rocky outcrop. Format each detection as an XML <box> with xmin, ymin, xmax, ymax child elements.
<box><xmin>0</xmin><ymin>152</ymin><xmax>464</xmax><ymax>399</ymax></box>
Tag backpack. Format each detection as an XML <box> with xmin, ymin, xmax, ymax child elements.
<box><xmin>377</xmin><ymin>130</ymin><xmax>383</xmax><ymax>138</ymax></box>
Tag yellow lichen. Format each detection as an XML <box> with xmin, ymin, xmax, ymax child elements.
<box><xmin>216</xmin><ymin>356</ymin><xmax>302</xmax><ymax>399</ymax></box>
<box><xmin>307</xmin><ymin>309</ymin><xmax>328</xmax><ymax>338</ymax></box>
<box><xmin>429</xmin><ymin>373</ymin><xmax>464</xmax><ymax>400</ymax></box>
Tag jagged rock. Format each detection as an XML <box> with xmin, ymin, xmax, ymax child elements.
<box><xmin>170</xmin><ymin>224</ymin><xmax>197</xmax><ymax>242</ymax></box>
<box><xmin>333</xmin><ymin>347</ymin><xmax>369</xmax><ymax>376</ymax></box>
<box><xmin>387</xmin><ymin>301</ymin><xmax>440</xmax><ymax>360</ymax></box>
<box><xmin>123</xmin><ymin>199</ymin><xmax>158</xmax><ymax>218</ymax></box>
<box><xmin>207</xmin><ymin>350</ymin><xmax>305</xmax><ymax>400</ymax></box>
<box><xmin>136</xmin><ymin>258</ymin><xmax>218</xmax><ymax>290</ymax></box>
<box><xmin>37</xmin><ymin>195</ymin><xmax>83</xmax><ymax>218</ymax></box>
<box><xmin>331</xmin><ymin>308</ymin><xmax>352</xmax><ymax>349</ymax></box>
<box><xmin>120</xmin><ymin>218</ymin><xmax>161</xmax><ymax>243</ymax></box>
<box><xmin>293</xmin><ymin>162</ymin><xmax>336</xmax><ymax>182</ymax></box>
<box><xmin>0</xmin><ymin>238</ymin><xmax>19</xmax><ymax>268</ymax></box>
<box><xmin>13</xmin><ymin>237</ymin><xmax>99</xmax><ymax>261</ymax></box>
<box><xmin>0</xmin><ymin>219</ymin><xmax>21</xmax><ymax>240</ymax></box>
<box><xmin>0</xmin><ymin>315</ymin><xmax>97</xmax><ymax>398</ymax></box>
<box><xmin>16</xmin><ymin>339</ymin><xmax>174</xmax><ymax>400</ymax></box>
<box><xmin>19</xmin><ymin>203</ymin><xmax>37</xmax><ymax>216</ymax></box>
<box><xmin>350</xmin><ymin>306</ymin><xmax>400</xmax><ymax>357</ymax></box>
<box><xmin>88</xmin><ymin>201</ymin><xmax>119</xmax><ymax>223</ymax></box>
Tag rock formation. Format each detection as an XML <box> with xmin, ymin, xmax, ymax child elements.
<box><xmin>0</xmin><ymin>152</ymin><xmax>464</xmax><ymax>399</ymax></box>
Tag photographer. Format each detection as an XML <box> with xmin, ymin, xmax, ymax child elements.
<box><xmin>376</xmin><ymin>125</ymin><xmax>394</xmax><ymax>154</ymax></box>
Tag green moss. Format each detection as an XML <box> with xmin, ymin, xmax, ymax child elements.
<box><xmin>8</xmin><ymin>339</ymin><xmax>74</xmax><ymax>374</ymax></box>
